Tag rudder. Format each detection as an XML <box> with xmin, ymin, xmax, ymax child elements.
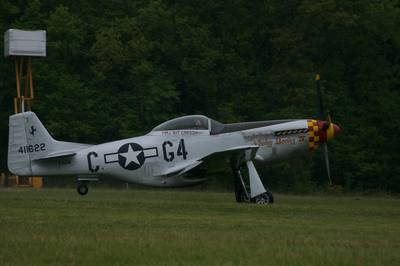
<box><xmin>8</xmin><ymin>112</ymin><xmax>55</xmax><ymax>176</ymax></box>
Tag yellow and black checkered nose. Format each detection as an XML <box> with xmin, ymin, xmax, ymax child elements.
<box><xmin>307</xmin><ymin>120</ymin><xmax>341</xmax><ymax>151</ymax></box>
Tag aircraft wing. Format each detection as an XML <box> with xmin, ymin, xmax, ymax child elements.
<box><xmin>200</xmin><ymin>145</ymin><xmax>259</xmax><ymax>172</ymax></box>
<box><xmin>154</xmin><ymin>145</ymin><xmax>259</xmax><ymax>178</ymax></box>
<box><xmin>153</xmin><ymin>160</ymin><xmax>203</xmax><ymax>177</ymax></box>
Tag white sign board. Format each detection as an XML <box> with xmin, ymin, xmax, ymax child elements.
<box><xmin>4</xmin><ymin>29</ymin><xmax>46</xmax><ymax>57</ymax></box>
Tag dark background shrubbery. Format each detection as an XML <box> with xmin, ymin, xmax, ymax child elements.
<box><xmin>1</xmin><ymin>0</ymin><xmax>399</xmax><ymax>193</ymax></box>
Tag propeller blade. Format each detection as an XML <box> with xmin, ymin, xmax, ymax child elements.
<box><xmin>321</xmin><ymin>142</ymin><xmax>332</xmax><ymax>185</ymax></box>
<box><xmin>315</xmin><ymin>74</ymin><xmax>325</xmax><ymax>120</ymax></box>
<box><xmin>327</xmin><ymin>113</ymin><xmax>332</xmax><ymax>123</ymax></box>
<box><xmin>315</xmin><ymin>74</ymin><xmax>334</xmax><ymax>185</ymax></box>
<box><xmin>321</xmin><ymin>113</ymin><xmax>332</xmax><ymax>131</ymax></box>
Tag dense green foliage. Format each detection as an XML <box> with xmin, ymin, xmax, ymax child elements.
<box><xmin>0</xmin><ymin>189</ymin><xmax>399</xmax><ymax>265</ymax></box>
<box><xmin>1</xmin><ymin>0</ymin><xmax>399</xmax><ymax>192</ymax></box>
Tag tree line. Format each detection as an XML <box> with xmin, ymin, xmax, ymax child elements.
<box><xmin>0</xmin><ymin>0</ymin><xmax>399</xmax><ymax>192</ymax></box>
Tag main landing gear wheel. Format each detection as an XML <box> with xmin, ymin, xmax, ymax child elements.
<box><xmin>234</xmin><ymin>176</ymin><xmax>249</xmax><ymax>202</ymax></box>
<box><xmin>231</xmin><ymin>161</ymin><xmax>274</xmax><ymax>204</ymax></box>
<box><xmin>233</xmin><ymin>166</ymin><xmax>250</xmax><ymax>203</ymax></box>
<box><xmin>234</xmin><ymin>186</ymin><xmax>243</xmax><ymax>202</ymax></box>
<box><xmin>235</xmin><ymin>185</ymin><xmax>250</xmax><ymax>203</ymax></box>
<box><xmin>253</xmin><ymin>191</ymin><xmax>274</xmax><ymax>204</ymax></box>
<box><xmin>77</xmin><ymin>183</ymin><xmax>89</xmax><ymax>196</ymax></box>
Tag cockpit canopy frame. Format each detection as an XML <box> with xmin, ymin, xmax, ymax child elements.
<box><xmin>151</xmin><ymin>115</ymin><xmax>210</xmax><ymax>132</ymax></box>
<box><xmin>151</xmin><ymin>115</ymin><xmax>292</xmax><ymax>135</ymax></box>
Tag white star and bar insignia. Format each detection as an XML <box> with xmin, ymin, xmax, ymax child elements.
<box><xmin>104</xmin><ymin>143</ymin><xmax>158</xmax><ymax>170</ymax></box>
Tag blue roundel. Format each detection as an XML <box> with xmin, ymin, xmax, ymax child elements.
<box><xmin>117</xmin><ymin>143</ymin><xmax>145</xmax><ymax>170</ymax></box>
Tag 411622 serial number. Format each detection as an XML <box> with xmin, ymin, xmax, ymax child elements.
<box><xmin>18</xmin><ymin>143</ymin><xmax>46</xmax><ymax>154</ymax></box>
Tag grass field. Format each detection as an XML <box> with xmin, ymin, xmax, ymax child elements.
<box><xmin>0</xmin><ymin>188</ymin><xmax>399</xmax><ymax>265</ymax></box>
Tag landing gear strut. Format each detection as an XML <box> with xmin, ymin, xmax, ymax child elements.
<box><xmin>234</xmin><ymin>167</ymin><xmax>250</xmax><ymax>202</ymax></box>
<box><xmin>232</xmin><ymin>160</ymin><xmax>274</xmax><ymax>204</ymax></box>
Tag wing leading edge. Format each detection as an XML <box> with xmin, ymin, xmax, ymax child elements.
<box><xmin>154</xmin><ymin>145</ymin><xmax>259</xmax><ymax>178</ymax></box>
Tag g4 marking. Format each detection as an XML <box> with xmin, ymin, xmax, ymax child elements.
<box><xmin>162</xmin><ymin>139</ymin><xmax>188</xmax><ymax>162</ymax></box>
<box><xmin>18</xmin><ymin>143</ymin><xmax>46</xmax><ymax>154</ymax></box>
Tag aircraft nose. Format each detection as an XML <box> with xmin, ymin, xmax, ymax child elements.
<box><xmin>307</xmin><ymin>120</ymin><xmax>341</xmax><ymax>151</ymax></box>
<box><xmin>312</xmin><ymin>120</ymin><xmax>341</xmax><ymax>142</ymax></box>
<box><xmin>326</xmin><ymin>122</ymin><xmax>341</xmax><ymax>141</ymax></box>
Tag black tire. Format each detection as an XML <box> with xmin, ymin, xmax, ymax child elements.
<box><xmin>235</xmin><ymin>189</ymin><xmax>242</xmax><ymax>202</ymax></box>
<box><xmin>77</xmin><ymin>184</ymin><xmax>89</xmax><ymax>196</ymax></box>
<box><xmin>253</xmin><ymin>191</ymin><xmax>274</xmax><ymax>204</ymax></box>
<box><xmin>266</xmin><ymin>191</ymin><xmax>274</xmax><ymax>204</ymax></box>
<box><xmin>235</xmin><ymin>184</ymin><xmax>245</xmax><ymax>202</ymax></box>
<box><xmin>233</xmin><ymin>171</ymin><xmax>243</xmax><ymax>202</ymax></box>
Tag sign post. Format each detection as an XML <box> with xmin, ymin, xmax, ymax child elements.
<box><xmin>4</xmin><ymin>29</ymin><xmax>46</xmax><ymax>187</ymax></box>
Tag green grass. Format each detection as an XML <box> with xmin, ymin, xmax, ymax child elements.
<box><xmin>0</xmin><ymin>188</ymin><xmax>399</xmax><ymax>265</ymax></box>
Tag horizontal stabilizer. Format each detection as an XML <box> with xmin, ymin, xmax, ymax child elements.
<box><xmin>8</xmin><ymin>111</ymin><xmax>91</xmax><ymax>176</ymax></box>
<box><xmin>34</xmin><ymin>150</ymin><xmax>77</xmax><ymax>161</ymax></box>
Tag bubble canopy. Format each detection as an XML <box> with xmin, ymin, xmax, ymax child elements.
<box><xmin>151</xmin><ymin>115</ymin><xmax>210</xmax><ymax>131</ymax></box>
<box><xmin>150</xmin><ymin>116</ymin><xmax>289</xmax><ymax>135</ymax></box>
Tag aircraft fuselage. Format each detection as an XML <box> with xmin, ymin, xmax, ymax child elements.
<box><xmin>30</xmin><ymin>120</ymin><xmax>310</xmax><ymax>187</ymax></box>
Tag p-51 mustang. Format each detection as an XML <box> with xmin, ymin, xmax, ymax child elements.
<box><xmin>8</xmin><ymin>76</ymin><xmax>340</xmax><ymax>204</ymax></box>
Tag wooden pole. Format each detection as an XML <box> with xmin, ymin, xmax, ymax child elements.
<box><xmin>12</xmin><ymin>56</ymin><xmax>41</xmax><ymax>187</ymax></box>
<box><xmin>29</xmin><ymin>58</ymin><xmax>33</xmax><ymax>110</ymax></box>
<box><xmin>15</xmin><ymin>59</ymin><xmax>21</xmax><ymax>98</ymax></box>
<box><xmin>13</xmin><ymin>97</ymin><xmax>18</xmax><ymax>114</ymax></box>
<box><xmin>28</xmin><ymin>57</ymin><xmax>34</xmax><ymax>99</ymax></box>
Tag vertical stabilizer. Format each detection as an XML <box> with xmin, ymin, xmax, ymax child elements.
<box><xmin>8</xmin><ymin>112</ymin><xmax>55</xmax><ymax>176</ymax></box>
<box><xmin>8</xmin><ymin>111</ymin><xmax>91</xmax><ymax>176</ymax></box>
<box><xmin>8</xmin><ymin>113</ymin><xmax>33</xmax><ymax>175</ymax></box>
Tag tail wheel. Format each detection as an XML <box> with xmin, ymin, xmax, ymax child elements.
<box><xmin>77</xmin><ymin>183</ymin><xmax>89</xmax><ymax>196</ymax></box>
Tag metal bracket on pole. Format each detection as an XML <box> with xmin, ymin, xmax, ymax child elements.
<box><xmin>14</xmin><ymin>57</ymin><xmax>33</xmax><ymax>113</ymax></box>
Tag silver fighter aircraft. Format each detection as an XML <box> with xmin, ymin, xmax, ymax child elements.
<box><xmin>7</xmin><ymin>76</ymin><xmax>340</xmax><ymax>204</ymax></box>
<box><xmin>7</xmin><ymin>112</ymin><xmax>340</xmax><ymax>204</ymax></box>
